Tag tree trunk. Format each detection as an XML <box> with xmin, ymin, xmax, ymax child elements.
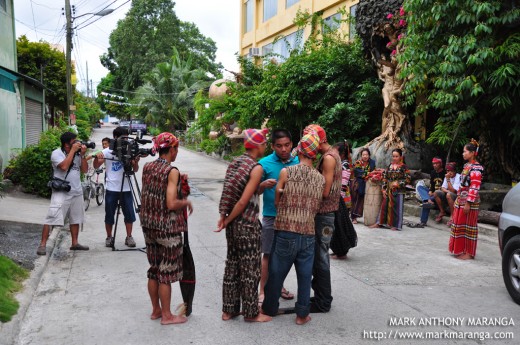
<box><xmin>477</xmin><ymin>210</ymin><xmax>501</xmax><ymax>226</ymax></box>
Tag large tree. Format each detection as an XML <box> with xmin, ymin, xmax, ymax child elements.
<box><xmin>135</xmin><ymin>48</ymin><xmax>211</xmax><ymax>131</ymax></box>
<box><xmin>100</xmin><ymin>0</ymin><xmax>222</xmax><ymax>91</ymax></box>
<box><xmin>401</xmin><ymin>0</ymin><xmax>520</xmax><ymax>181</ymax></box>
<box><xmin>16</xmin><ymin>35</ymin><xmax>70</xmax><ymax>114</ymax></box>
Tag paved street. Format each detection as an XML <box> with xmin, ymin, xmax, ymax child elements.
<box><xmin>1</xmin><ymin>124</ymin><xmax>518</xmax><ymax>345</ymax></box>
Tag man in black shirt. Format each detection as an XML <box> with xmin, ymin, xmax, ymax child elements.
<box><xmin>417</xmin><ymin>157</ymin><xmax>445</xmax><ymax>225</ymax></box>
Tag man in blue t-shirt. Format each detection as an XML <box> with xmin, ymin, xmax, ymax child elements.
<box><xmin>257</xmin><ymin>129</ymin><xmax>299</xmax><ymax>303</ymax></box>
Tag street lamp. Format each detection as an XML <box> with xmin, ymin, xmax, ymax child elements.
<box><xmin>65</xmin><ymin>1</ymin><xmax>114</xmax><ymax>124</ymax></box>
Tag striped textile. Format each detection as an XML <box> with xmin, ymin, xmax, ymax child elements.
<box><xmin>218</xmin><ymin>154</ymin><xmax>259</xmax><ymax>223</ymax></box>
<box><xmin>143</xmin><ymin>227</ymin><xmax>183</xmax><ymax>284</ymax></box>
<box><xmin>341</xmin><ymin>160</ymin><xmax>352</xmax><ymax>208</ymax></box>
<box><xmin>317</xmin><ymin>148</ymin><xmax>342</xmax><ymax>213</ymax></box>
<box><xmin>243</xmin><ymin>128</ymin><xmax>268</xmax><ymax>149</ymax></box>
<box><xmin>377</xmin><ymin>163</ymin><xmax>410</xmax><ymax>230</ymax></box>
<box><xmin>448</xmin><ymin>161</ymin><xmax>483</xmax><ymax>257</ymax></box>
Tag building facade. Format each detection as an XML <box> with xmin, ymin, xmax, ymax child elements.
<box><xmin>0</xmin><ymin>0</ymin><xmax>46</xmax><ymax>171</ymax></box>
<box><xmin>239</xmin><ymin>0</ymin><xmax>359</xmax><ymax>61</ymax></box>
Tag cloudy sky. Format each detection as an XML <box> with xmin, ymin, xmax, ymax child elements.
<box><xmin>14</xmin><ymin>0</ymin><xmax>240</xmax><ymax>95</ymax></box>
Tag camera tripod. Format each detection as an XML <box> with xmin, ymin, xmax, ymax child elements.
<box><xmin>110</xmin><ymin>169</ymin><xmax>144</xmax><ymax>252</ymax></box>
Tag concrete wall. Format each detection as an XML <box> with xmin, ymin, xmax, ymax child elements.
<box><xmin>0</xmin><ymin>0</ymin><xmax>17</xmax><ymax>70</ymax></box>
<box><xmin>240</xmin><ymin>0</ymin><xmax>358</xmax><ymax>55</ymax></box>
<box><xmin>0</xmin><ymin>88</ymin><xmax>23</xmax><ymax>171</ymax></box>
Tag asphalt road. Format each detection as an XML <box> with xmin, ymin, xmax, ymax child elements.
<box><xmin>2</xmin><ymin>124</ymin><xmax>519</xmax><ymax>345</ymax></box>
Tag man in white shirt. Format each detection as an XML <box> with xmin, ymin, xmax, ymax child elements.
<box><xmin>93</xmin><ymin>127</ymin><xmax>140</xmax><ymax>247</ymax></box>
<box><xmin>37</xmin><ymin>132</ymin><xmax>89</xmax><ymax>255</ymax></box>
<box><xmin>434</xmin><ymin>162</ymin><xmax>461</xmax><ymax>221</ymax></box>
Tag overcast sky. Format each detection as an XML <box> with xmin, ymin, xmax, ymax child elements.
<box><xmin>14</xmin><ymin>0</ymin><xmax>240</xmax><ymax>95</ymax></box>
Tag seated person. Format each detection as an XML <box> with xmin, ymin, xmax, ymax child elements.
<box><xmin>417</xmin><ymin>157</ymin><xmax>445</xmax><ymax>225</ymax></box>
<box><xmin>434</xmin><ymin>162</ymin><xmax>460</xmax><ymax>225</ymax></box>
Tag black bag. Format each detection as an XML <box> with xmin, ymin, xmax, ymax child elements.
<box><xmin>47</xmin><ymin>159</ymin><xmax>73</xmax><ymax>192</ymax></box>
<box><xmin>47</xmin><ymin>177</ymin><xmax>71</xmax><ymax>192</ymax></box>
<box><xmin>330</xmin><ymin>196</ymin><xmax>357</xmax><ymax>257</ymax></box>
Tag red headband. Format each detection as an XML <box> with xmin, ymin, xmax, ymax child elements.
<box><xmin>432</xmin><ymin>158</ymin><xmax>442</xmax><ymax>164</ymax></box>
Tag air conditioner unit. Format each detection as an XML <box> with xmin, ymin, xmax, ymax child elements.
<box><xmin>248</xmin><ymin>47</ymin><xmax>261</xmax><ymax>57</ymax></box>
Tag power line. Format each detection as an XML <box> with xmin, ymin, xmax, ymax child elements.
<box><xmin>76</xmin><ymin>0</ymin><xmax>131</xmax><ymax>31</ymax></box>
<box><xmin>73</xmin><ymin>0</ymin><xmax>120</xmax><ymax>29</ymax></box>
<box><xmin>29</xmin><ymin>0</ymin><xmax>38</xmax><ymax>39</ymax></box>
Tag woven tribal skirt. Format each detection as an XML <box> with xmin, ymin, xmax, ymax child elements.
<box><xmin>143</xmin><ymin>227</ymin><xmax>183</xmax><ymax>284</ymax></box>
<box><xmin>449</xmin><ymin>195</ymin><xmax>479</xmax><ymax>257</ymax></box>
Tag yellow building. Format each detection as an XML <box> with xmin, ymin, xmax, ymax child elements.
<box><xmin>239</xmin><ymin>0</ymin><xmax>359</xmax><ymax>60</ymax></box>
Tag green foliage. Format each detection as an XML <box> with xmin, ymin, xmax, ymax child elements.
<box><xmin>148</xmin><ymin>127</ymin><xmax>161</xmax><ymax>137</ymax></box>
<box><xmin>16</xmin><ymin>36</ymin><xmax>70</xmax><ymax>113</ymax></box>
<box><xmin>135</xmin><ymin>48</ymin><xmax>211</xmax><ymax>131</ymax></box>
<box><xmin>100</xmin><ymin>0</ymin><xmax>222</xmax><ymax>91</ymax></box>
<box><xmin>200</xmin><ymin>136</ymin><xmax>229</xmax><ymax>155</ymax></box>
<box><xmin>401</xmin><ymin>0</ymin><xmax>520</xmax><ymax>179</ymax></box>
<box><xmin>0</xmin><ymin>256</ymin><xmax>29</xmax><ymax>322</ymax></box>
<box><xmin>7</xmin><ymin>127</ymin><xmax>64</xmax><ymax>198</ymax></box>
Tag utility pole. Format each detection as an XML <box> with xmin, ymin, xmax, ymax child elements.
<box><xmin>65</xmin><ymin>0</ymin><xmax>73</xmax><ymax>125</ymax></box>
<box><xmin>91</xmin><ymin>80</ymin><xmax>94</xmax><ymax>98</ymax></box>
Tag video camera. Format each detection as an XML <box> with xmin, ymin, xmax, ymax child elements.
<box><xmin>109</xmin><ymin>136</ymin><xmax>154</xmax><ymax>172</ymax></box>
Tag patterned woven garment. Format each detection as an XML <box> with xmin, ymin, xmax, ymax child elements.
<box><xmin>140</xmin><ymin>159</ymin><xmax>187</xmax><ymax>234</ymax></box>
<box><xmin>449</xmin><ymin>162</ymin><xmax>484</xmax><ymax>257</ymax></box>
<box><xmin>317</xmin><ymin>148</ymin><xmax>342</xmax><ymax>213</ymax></box>
<box><xmin>219</xmin><ymin>154</ymin><xmax>260</xmax><ymax>223</ymax></box>
<box><xmin>378</xmin><ymin>163</ymin><xmax>411</xmax><ymax>230</ymax></box>
<box><xmin>275</xmin><ymin>165</ymin><xmax>325</xmax><ymax>235</ymax></box>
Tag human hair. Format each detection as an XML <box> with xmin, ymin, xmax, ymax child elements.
<box><xmin>360</xmin><ymin>148</ymin><xmax>371</xmax><ymax>157</ymax></box>
<box><xmin>271</xmin><ymin>129</ymin><xmax>292</xmax><ymax>144</ymax></box>
<box><xmin>333</xmin><ymin>140</ymin><xmax>352</xmax><ymax>159</ymax></box>
<box><xmin>102</xmin><ymin>137</ymin><xmax>110</xmax><ymax>143</ymax></box>
<box><xmin>60</xmin><ymin>131</ymin><xmax>77</xmax><ymax>149</ymax></box>
<box><xmin>113</xmin><ymin>126</ymin><xmax>129</xmax><ymax>138</ymax></box>
<box><xmin>465</xmin><ymin>138</ymin><xmax>480</xmax><ymax>156</ymax></box>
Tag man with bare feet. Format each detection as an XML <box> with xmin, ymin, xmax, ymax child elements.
<box><xmin>216</xmin><ymin>129</ymin><xmax>271</xmax><ymax>323</ymax></box>
<box><xmin>262</xmin><ymin>133</ymin><xmax>325</xmax><ymax>325</ymax></box>
<box><xmin>140</xmin><ymin>133</ymin><xmax>193</xmax><ymax>325</ymax></box>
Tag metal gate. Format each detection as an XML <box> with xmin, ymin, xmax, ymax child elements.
<box><xmin>25</xmin><ymin>98</ymin><xmax>43</xmax><ymax>146</ymax></box>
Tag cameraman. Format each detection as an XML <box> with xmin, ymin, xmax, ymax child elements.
<box><xmin>37</xmin><ymin>132</ymin><xmax>89</xmax><ymax>255</ymax></box>
<box><xmin>93</xmin><ymin>126</ymin><xmax>140</xmax><ymax>247</ymax></box>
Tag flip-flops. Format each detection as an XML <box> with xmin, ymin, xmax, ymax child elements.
<box><xmin>70</xmin><ymin>244</ymin><xmax>89</xmax><ymax>251</ymax></box>
<box><xmin>280</xmin><ymin>289</ymin><xmax>294</xmax><ymax>300</ymax></box>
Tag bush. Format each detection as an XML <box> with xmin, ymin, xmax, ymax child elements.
<box><xmin>0</xmin><ymin>255</ymin><xmax>29</xmax><ymax>322</ymax></box>
<box><xmin>148</xmin><ymin>126</ymin><xmax>161</xmax><ymax>137</ymax></box>
<box><xmin>7</xmin><ymin>127</ymin><xmax>64</xmax><ymax>198</ymax></box>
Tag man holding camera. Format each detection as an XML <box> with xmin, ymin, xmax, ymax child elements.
<box><xmin>37</xmin><ymin>132</ymin><xmax>89</xmax><ymax>255</ymax></box>
<box><xmin>94</xmin><ymin>126</ymin><xmax>139</xmax><ymax>247</ymax></box>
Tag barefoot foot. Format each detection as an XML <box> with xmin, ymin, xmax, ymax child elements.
<box><xmin>296</xmin><ymin>315</ymin><xmax>312</xmax><ymax>325</ymax></box>
<box><xmin>244</xmin><ymin>313</ymin><xmax>272</xmax><ymax>322</ymax></box>
<box><xmin>160</xmin><ymin>315</ymin><xmax>188</xmax><ymax>325</ymax></box>
<box><xmin>456</xmin><ymin>253</ymin><xmax>474</xmax><ymax>260</ymax></box>
<box><xmin>150</xmin><ymin>309</ymin><xmax>162</xmax><ymax>320</ymax></box>
<box><xmin>369</xmin><ymin>224</ymin><xmax>380</xmax><ymax>229</ymax></box>
<box><xmin>331</xmin><ymin>254</ymin><xmax>347</xmax><ymax>260</ymax></box>
<box><xmin>222</xmin><ymin>312</ymin><xmax>242</xmax><ymax>321</ymax></box>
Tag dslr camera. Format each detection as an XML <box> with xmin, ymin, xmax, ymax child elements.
<box><xmin>109</xmin><ymin>136</ymin><xmax>154</xmax><ymax>172</ymax></box>
<box><xmin>74</xmin><ymin>140</ymin><xmax>96</xmax><ymax>155</ymax></box>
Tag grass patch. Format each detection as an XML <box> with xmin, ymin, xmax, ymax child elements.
<box><xmin>0</xmin><ymin>255</ymin><xmax>29</xmax><ymax>322</ymax></box>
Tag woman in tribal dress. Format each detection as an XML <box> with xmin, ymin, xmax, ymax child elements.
<box><xmin>449</xmin><ymin>139</ymin><xmax>484</xmax><ymax>260</ymax></box>
<box><xmin>351</xmin><ymin>148</ymin><xmax>376</xmax><ymax>224</ymax></box>
<box><xmin>371</xmin><ymin>148</ymin><xmax>411</xmax><ymax>231</ymax></box>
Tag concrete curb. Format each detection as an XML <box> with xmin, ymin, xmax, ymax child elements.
<box><xmin>0</xmin><ymin>226</ymin><xmax>61</xmax><ymax>345</ymax></box>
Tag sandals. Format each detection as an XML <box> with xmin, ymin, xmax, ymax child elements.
<box><xmin>434</xmin><ymin>214</ymin><xmax>445</xmax><ymax>223</ymax></box>
<box><xmin>280</xmin><ymin>288</ymin><xmax>294</xmax><ymax>300</ymax></box>
<box><xmin>70</xmin><ymin>244</ymin><xmax>89</xmax><ymax>251</ymax></box>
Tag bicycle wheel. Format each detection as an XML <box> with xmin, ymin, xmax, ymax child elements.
<box><xmin>84</xmin><ymin>186</ymin><xmax>91</xmax><ymax>211</ymax></box>
<box><xmin>96</xmin><ymin>183</ymin><xmax>105</xmax><ymax>205</ymax></box>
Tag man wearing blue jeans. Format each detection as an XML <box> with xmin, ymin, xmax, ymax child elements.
<box><xmin>262</xmin><ymin>133</ymin><xmax>324</xmax><ymax>325</ymax></box>
<box><xmin>258</xmin><ymin>129</ymin><xmax>299</xmax><ymax>303</ymax></box>
<box><xmin>417</xmin><ymin>157</ymin><xmax>445</xmax><ymax>225</ymax></box>
<box><xmin>303</xmin><ymin>125</ymin><xmax>342</xmax><ymax>313</ymax></box>
<box><xmin>94</xmin><ymin>126</ymin><xmax>140</xmax><ymax>247</ymax></box>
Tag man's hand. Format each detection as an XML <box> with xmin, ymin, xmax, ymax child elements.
<box><xmin>95</xmin><ymin>152</ymin><xmax>105</xmax><ymax>160</ymax></box>
<box><xmin>261</xmin><ymin>179</ymin><xmax>277</xmax><ymax>189</ymax></box>
<box><xmin>215</xmin><ymin>214</ymin><xmax>226</xmax><ymax>232</ymax></box>
<box><xmin>80</xmin><ymin>144</ymin><xmax>87</xmax><ymax>156</ymax></box>
<box><xmin>71</xmin><ymin>141</ymin><xmax>82</xmax><ymax>154</ymax></box>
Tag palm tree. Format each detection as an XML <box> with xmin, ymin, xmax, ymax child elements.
<box><xmin>136</xmin><ymin>48</ymin><xmax>211</xmax><ymax>131</ymax></box>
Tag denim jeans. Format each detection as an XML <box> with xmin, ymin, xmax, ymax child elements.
<box><xmin>262</xmin><ymin>231</ymin><xmax>315</xmax><ymax>318</ymax></box>
<box><xmin>417</xmin><ymin>185</ymin><xmax>435</xmax><ymax>224</ymax></box>
<box><xmin>311</xmin><ymin>212</ymin><xmax>335</xmax><ymax>312</ymax></box>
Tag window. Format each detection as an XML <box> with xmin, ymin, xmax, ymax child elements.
<box><xmin>264</xmin><ymin>0</ymin><xmax>278</xmax><ymax>22</ymax></box>
<box><xmin>323</xmin><ymin>13</ymin><xmax>342</xmax><ymax>34</ymax></box>
<box><xmin>263</xmin><ymin>30</ymin><xmax>303</xmax><ymax>63</ymax></box>
<box><xmin>0</xmin><ymin>0</ymin><xmax>6</xmax><ymax>12</ymax></box>
<box><xmin>349</xmin><ymin>4</ymin><xmax>358</xmax><ymax>40</ymax></box>
<box><xmin>286</xmin><ymin>0</ymin><xmax>299</xmax><ymax>8</ymax></box>
<box><xmin>244</xmin><ymin>0</ymin><xmax>253</xmax><ymax>33</ymax></box>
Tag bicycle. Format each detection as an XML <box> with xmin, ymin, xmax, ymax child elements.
<box><xmin>82</xmin><ymin>167</ymin><xmax>105</xmax><ymax>211</ymax></box>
